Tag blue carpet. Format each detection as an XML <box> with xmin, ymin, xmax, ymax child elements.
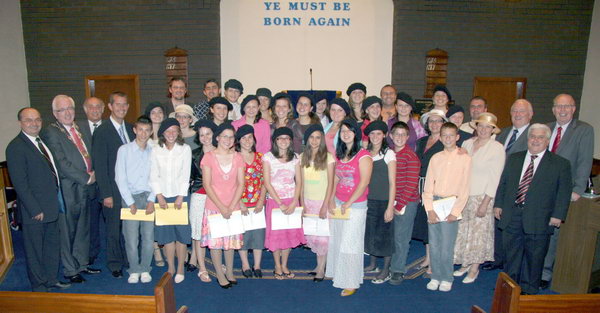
<box><xmin>2</xmin><ymin>228</ymin><xmax>514</xmax><ymax>313</ymax></box>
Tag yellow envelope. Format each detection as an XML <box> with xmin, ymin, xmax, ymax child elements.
<box><xmin>154</xmin><ymin>203</ymin><xmax>189</xmax><ymax>226</ymax></box>
<box><xmin>120</xmin><ymin>208</ymin><xmax>155</xmax><ymax>222</ymax></box>
<box><xmin>330</xmin><ymin>207</ymin><xmax>351</xmax><ymax>220</ymax></box>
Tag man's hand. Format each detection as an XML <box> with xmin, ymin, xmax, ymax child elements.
<box><xmin>103</xmin><ymin>197</ymin><xmax>114</xmax><ymax>208</ymax></box>
<box><xmin>33</xmin><ymin>212</ymin><xmax>44</xmax><ymax>221</ymax></box>
<box><xmin>571</xmin><ymin>192</ymin><xmax>581</xmax><ymax>202</ymax></box>
<box><xmin>445</xmin><ymin>214</ymin><xmax>458</xmax><ymax>223</ymax></box>
<box><xmin>494</xmin><ymin>207</ymin><xmax>502</xmax><ymax>220</ymax></box>
<box><xmin>145</xmin><ymin>202</ymin><xmax>155</xmax><ymax>214</ymax></box>
<box><xmin>427</xmin><ymin>211</ymin><xmax>440</xmax><ymax>224</ymax></box>
<box><xmin>549</xmin><ymin>217</ymin><xmax>562</xmax><ymax>228</ymax></box>
<box><xmin>129</xmin><ymin>204</ymin><xmax>137</xmax><ymax>215</ymax></box>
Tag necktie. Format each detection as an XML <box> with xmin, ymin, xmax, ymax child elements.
<box><xmin>69</xmin><ymin>127</ymin><xmax>92</xmax><ymax>172</ymax></box>
<box><xmin>505</xmin><ymin>129</ymin><xmax>519</xmax><ymax>152</ymax></box>
<box><xmin>551</xmin><ymin>126</ymin><xmax>562</xmax><ymax>153</ymax></box>
<box><xmin>92</xmin><ymin>123</ymin><xmax>98</xmax><ymax>135</ymax></box>
<box><xmin>35</xmin><ymin>137</ymin><xmax>58</xmax><ymax>186</ymax></box>
<box><xmin>118</xmin><ymin>124</ymin><xmax>127</xmax><ymax>144</ymax></box>
<box><xmin>515</xmin><ymin>155</ymin><xmax>538</xmax><ymax>204</ymax></box>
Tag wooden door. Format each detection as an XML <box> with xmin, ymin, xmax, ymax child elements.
<box><xmin>85</xmin><ymin>75</ymin><xmax>140</xmax><ymax>124</ymax></box>
<box><xmin>473</xmin><ymin>77</ymin><xmax>527</xmax><ymax>128</ymax></box>
<box><xmin>0</xmin><ymin>162</ymin><xmax>14</xmax><ymax>283</ymax></box>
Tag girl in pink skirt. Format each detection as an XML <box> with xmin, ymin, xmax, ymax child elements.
<box><xmin>262</xmin><ymin>127</ymin><xmax>306</xmax><ymax>279</ymax></box>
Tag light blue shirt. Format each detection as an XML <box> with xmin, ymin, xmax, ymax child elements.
<box><xmin>115</xmin><ymin>141</ymin><xmax>155</xmax><ymax>206</ymax></box>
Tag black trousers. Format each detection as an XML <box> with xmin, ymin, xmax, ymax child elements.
<box><xmin>502</xmin><ymin>207</ymin><xmax>551</xmax><ymax>294</ymax></box>
<box><xmin>493</xmin><ymin>218</ymin><xmax>504</xmax><ymax>266</ymax></box>
<box><xmin>22</xmin><ymin>220</ymin><xmax>60</xmax><ymax>291</ymax></box>
<box><xmin>88</xmin><ymin>189</ymin><xmax>104</xmax><ymax>263</ymax></box>
<box><xmin>103</xmin><ymin>193</ymin><xmax>128</xmax><ymax>272</ymax></box>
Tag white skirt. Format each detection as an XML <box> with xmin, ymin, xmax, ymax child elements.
<box><xmin>325</xmin><ymin>198</ymin><xmax>367</xmax><ymax>289</ymax></box>
<box><xmin>190</xmin><ymin>193</ymin><xmax>207</xmax><ymax>240</ymax></box>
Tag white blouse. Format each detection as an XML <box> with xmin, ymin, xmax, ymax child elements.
<box><xmin>150</xmin><ymin>143</ymin><xmax>192</xmax><ymax>198</ymax></box>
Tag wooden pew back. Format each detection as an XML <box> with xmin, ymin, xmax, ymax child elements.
<box><xmin>0</xmin><ymin>273</ymin><xmax>187</xmax><ymax>313</ymax></box>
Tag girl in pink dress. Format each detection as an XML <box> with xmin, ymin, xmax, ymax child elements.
<box><xmin>201</xmin><ymin>123</ymin><xmax>245</xmax><ymax>289</ymax></box>
<box><xmin>262</xmin><ymin>127</ymin><xmax>306</xmax><ymax>279</ymax></box>
<box><xmin>300</xmin><ymin>124</ymin><xmax>335</xmax><ymax>282</ymax></box>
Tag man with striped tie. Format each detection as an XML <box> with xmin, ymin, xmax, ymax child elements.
<box><xmin>92</xmin><ymin>91</ymin><xmax>135</xmax><ymax>278</ymax></box>
<box><xmin>493</xmin><ymin>123</ymin><xmax>572</xmax><ymax>295</ymax></box>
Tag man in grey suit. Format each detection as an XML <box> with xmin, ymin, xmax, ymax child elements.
<box><xmin>540</xmin><ymin>94</ymin><xmax>595</xmax><ymax>289</ymax></box>
<box><xmin>78</xmin><ymin>97</ymin><xmax>105</xmax><ymax>265</ymax></box>
<box><xmin>494</xmin><ymin>123</ymin><xmax>572</xmax><ymax>295</ymax></box>
<box><xmin>6</xmin><ymin>108</ymin><xmax>70</xmax><ymax>291</ymax></box>
<box><xmin>41</xmin><ymin>95</ymin><xmax>101</xmax><ymax>283</ymax></box>
<box><xmin>483</xmin><ymin>98</ymin><xmax>533</xmax><ymax>271</ymax></box>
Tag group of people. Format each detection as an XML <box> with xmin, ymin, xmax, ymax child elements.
<box><xmin>6</xmin><ymin>77</ymin><xmax>594</xmax><ymax>297</ymax></box>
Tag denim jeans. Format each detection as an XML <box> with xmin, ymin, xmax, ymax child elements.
<box><xmin>390</xmin><ymin>201</ymin><xmax>419</xmax><ymax>274</ymax></box>
<box><xmin>122</xmin><ymin>192</ymin><xmax>154</xmax><ymax>274</ymax></box>
<box><xmin>428</xmin><ymin>220</ymin><xmax>459</xmax><ymax>283</ymax></box>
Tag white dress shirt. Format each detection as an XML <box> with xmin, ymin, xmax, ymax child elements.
<box><xmin>88</xmin><ymin>120</ymin><xmax>102</xmax><ymax>135</ymax></box>
<box><xmin>150</xmin><ymin>143</ymin><xmax>192</xmax><ymax>198</ymax></box>
<box><xmin>23</xmin><ymin>131</ymin><xmax>60</xmax><ymax>184</ymax></box>
<box><xmin>550</xmin><ymin>120</ymin><xmax>571</xmax><ymax>149</ymax></box>
<box><xmin>504</xmin><ymin>123</ymin><xmax>530</xmax><ymax>148</ymax></box>
<box><xmin>110</xmin><ymin>116</ymin><xmax>130</xmax><ymax>143</ymax></box>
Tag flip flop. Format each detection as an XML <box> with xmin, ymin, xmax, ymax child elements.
<box><xmin>273</xmin><ymin>271</ymin><xmax>285</xmax><ymax>280</ymax></box>
<box><xmin>283</xmin><ymin>271</ymin><xmax>295</xmax><ymax>279</ymax></box>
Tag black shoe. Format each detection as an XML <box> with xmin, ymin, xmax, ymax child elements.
<box><xmin>88</xmin><ymin>257</ymin><xmax>97</xmax><ymax>265</ymax></box>
<box><xmin>307</xmin><ymin>271</ymin><xmax>317</xmax><ymax>276</ymax></box>
<box><xmin>47</xmin><ymin>281</ymin><xmax>71</xmax><ymax>290</ymax></box>
<box><xmin>186</xmin><ymin>264</ymin><xmax>197</xmax><ymax>272</ymax></box>
<box><xmin>64</xmin><ymin>274</ymin><xmax>86</xmax><ymax>283</ymax></box>
<box><xmin>228</xmin><ymin>279</ymin><xmax>238</xmax><ymax>285</ymax></box>
<box><xmin>242</xmin><ymin>269</ymin><xmax>253</xmax><ymax>278</ymax></box>
<box><xmin>313</xmin><ymin>276</ymin><xmax>324</xmax><ymax>282</ymax></box>
<box><xmin>81</xmin><ymin>267</ymin><xmax>101</xmax><ymax>275</ymax></box>
<box><xmin>111</xmin><ymin>270</ymin><xmax>123</xmax><ymax>278</ymax></box>
<box><xmin>219</xmin><ymin>282</ymin><xmax>232</xmax><ymax>289</ymax></box>
<box><xmin>539</xmin><ymin>280</ymin><xmax>550</xmax><ymax>290</ymax></box>
<box><xmin>389</xmin><ymin>272</ymin><xmax>405</xmax><ymax>285</ymax></box>
<box><xmin>482</xmin><ymin>263</ymin><xmax>503</xmax><ymax>271</ymax></box>
<box><xmin>252</xmin><ymin>269</ymin><xmax>262</xmax><ymax>278</ymax></box>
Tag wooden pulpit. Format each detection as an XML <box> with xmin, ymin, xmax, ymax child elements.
<box><xmin>553</xmin><ymin>197</ymin><xmax>600</xmax><ymax>293</ymax></box>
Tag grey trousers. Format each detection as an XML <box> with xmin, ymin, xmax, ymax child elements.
<box><xmin>541</xmin><ymin>226</ymin><xmax>560</xmax><ymax>281</ymax></box>
<box><xmin>23</xmin><ymin>221</ymin><xmax>60</xmax><ymax>291</ymax></box>
<box><xmin>428</xmin><ymin>220</ymin><xmax>459</xmax><ymax>283</ymax></box>
<box><xmin>390</xmin><ymin>201</ymin><xmax>419</xmax><ymax>274</ymax></box>
<box><xmin>122</xmin><ymin>192</ymin><xmax>154</xmax><ymax>274</ymax></box>
<box><xmin>58</xmin><ymin>200</ymin><xmax>90</xmax><ymax>276</ymax></box>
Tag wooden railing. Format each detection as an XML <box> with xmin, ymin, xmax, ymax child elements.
<box><xmin>0</xmin><ymin>273</ymin><xmax>187</xmax><ymax>313</ymax></box>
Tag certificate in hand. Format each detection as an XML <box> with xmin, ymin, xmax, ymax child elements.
<box><xmin>120</xmin><ymin>208</ymin><xmax>155</xmax><ymax>222</ymax></box>
<box><xmin>303</xmin><ymin>214</ymin><xmax>330</xmax><ymax>236</ymax></box>
<box><xmin>432</xmin><ymin>196</ymin><xmax>457</xmax><ymax>220</ymax></box>
<box><xmin>154</xmin><ymin>202</ymin><xmax>189</xmax><ymax>226</ymax></box>
<box><xmin>207</xmin><ymin>210</ymin><xmax>245</xmax><ymax>239</ymax></box>
<box><xmin>330</xmin><ymin>207</ymin><xmax>351</xmax><ymax>220</ymax></box>
<box><xmin>271</xmin><ymin>207</ymin><xmax>303</xmax><ymax>230</ymax></box>
<box><xmin>241</xmin><ymin>207</ymin><xmax>266</xmax><ymax>231</ymax></box>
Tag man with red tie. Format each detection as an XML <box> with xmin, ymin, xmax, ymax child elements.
<box><xmin>494</xmin><ymin>123</ymin><xmax>572</xmax><ymax>295</ymax></box>
<box><xmin>539</xmin><ymin>94</ymin><xmax>595</xmax><ymax>289</ymax></box>
<box><xmin>41</xmin><ymin>95</ymin><xmax>102</xmax><ymax>284</ymax></box>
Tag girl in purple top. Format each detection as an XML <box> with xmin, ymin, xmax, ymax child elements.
<box><xmin>387</xmin><ymin>92</ymin><xmax>426</xmax><ymax>151</ymax></box>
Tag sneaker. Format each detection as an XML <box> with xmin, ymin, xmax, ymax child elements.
<box><xmin>439</xmin><ymin>281</ymin><xmax>453</xmax><ymax>292</ymax></box>
<box><xmin>389</xmin><ymin>272</ymin><xmax>405</xmax><ymax>285</ymax></box>
<box><xmin>426</xmin><ymin>279</ymin><xmax>440</xmax><ymax>290</ymax></box>
<box><xmin>371</xmin><ymin>273</ymin><xmax>391</xmax><ymax>284</ymax></box>
<box><xmin>140</xmin><ymin>272</ymin><xmax>152</xmax><ymax>283</ymax></box>
<box><xmin>127</xmin><ymin>273</ymin><xmax>140</xmax><ymax>284</ymax></box>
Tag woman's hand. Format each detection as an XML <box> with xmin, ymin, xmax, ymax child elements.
<box><xmin>174</xmin><ymin>196</ymin><xmax>184</xmax><ymax>209</ymax></box>
<box><xmin>156</xmin><ymin>194</ymin><xmax>167</xmax><ymax>209</ymax></box>
<box><xmin>240</xmin><ymin>202</ymin><xmax>249</xmax><ymax>216</ymax></box>
<box><xmin>475</xmin><ymin>203</ymin><xmax>487</xmax><ymax>218</ymax></box>
<box><xmin>340</xmin><ymin>202</ymin><xmax>351</xmax><ymax>215</ymax></box>
<box><xmin>319</xmin><ymin>202</ymin><xmax>329</xmax><ymax>219</ymax></box>
<box><xmin>384</xmin><ymin>208</ymin><xmax>394</xmax><ymax>223</ymax></box>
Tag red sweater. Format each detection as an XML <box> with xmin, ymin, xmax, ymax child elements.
<box><xmin>395</xmin><ymin>145</ymin><xmax>421</xmax><ymax>211</ymax></box>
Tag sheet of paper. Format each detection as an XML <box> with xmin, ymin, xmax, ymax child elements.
<box><xmin>241</xmin><ymin>207</ymin><xmax>266</xmax><ymax>231</ymax></box>
<box><xmin>271</xmin><ymin>207</ymin><xmax>303</xmax><ymax>230</ymax></box>
<box><xmin>120</xmin><ymin>208</ymin><xmax>155</xmax><ymax>222</ymax></box>
<box><xmin>330</xmin><ymin>207</ymin><xmax>351</xmax><ymax>220</ymax></box>
<box><xmin>154</xmin><ymin>202</ymin><xmax>189</xmax><ymax>226</ymax></box>
<box><xmin>207</xmin><ymin>210</ymin><xmax>245</xmax><ymax>239</ymax></box>
<box><xmin>303</xmin><ymin>214</ymin><xmax>330</xmax><ymax>236</ymax></box>
<box><xmin>432</xmin><ymin>196</ymin><xmax>457</xmax><ymax>221</ymax></box>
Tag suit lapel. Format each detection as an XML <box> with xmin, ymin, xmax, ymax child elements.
<box><xmin>18</xmin><ymin>132</ymin><xmax>49</xmax><ymax>165</ymax></box>
<box><xmin>529</xmin><ymin>152</ymin><xmax>551</xmax><ymax>189</ymax></box>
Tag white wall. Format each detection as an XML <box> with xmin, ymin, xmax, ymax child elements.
<box><xmin>0</xmin><ymin>0</ymin><xmax>30</xmax><ymax>161</ymax></box>
<box><xmin>220</xmin><ymin>0</ymin><xmax>393</xmax><ymax>97</ymax></box>
<box><xmin>580</xmin><ymin>0</ymin><xmax>600</xmax><ymax>158</ymax></box>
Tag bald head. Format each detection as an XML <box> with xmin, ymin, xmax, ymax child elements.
<box><xmin>510</xmin><ymin>99</ymin><xmax>533</xmax><ymax>129</ymax></box>
<box><xmin>83</xmin><ymin>97</ymin><xmax>105</xmax><ymax>123</ymax></box>
<box><xmin>552</xmin><ymin>93</ymin><xmax>576</xmax><ymax>126</ymax></box>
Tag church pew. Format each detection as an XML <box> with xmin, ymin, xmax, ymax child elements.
<box><xmin>0</xmin><ymin>272</ymin><xmax>188</xmax><ymax>313</ymax></box>
<box><xmin>484</xmin><ymin>272</ymin><xmax>600</xmax><ymax>313</ymax></box>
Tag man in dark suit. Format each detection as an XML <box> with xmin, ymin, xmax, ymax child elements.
<box><xmin>494</xmin><ymin>123</ymin><xmax>572</xmax><ymax>295</ymax></box>
<box><xmin>92</xmin><ymin>91</ymin><xmax>135</xmax><ymax>278</ymax></box>
<box><xmin>78</xmin><ymin>96</ymin><xmax>105</xmax><ymax>265</ymax></box>
<box><xmin>41</xmin><ymin>95</ymin><xmax>101</xmax><ymax>283</ymax></box>
<box><xmin>6</xmin><ymin>108</ymin><xmax>71</xmax><ymax>291</ymax></box>
<box><xmin>483</xmin><ymin>98</ymin><xmax>534</xmax><ymax>271</ymax></box>
<box><xmin>540</xmin><ymin>93</ymin><xmax>595</xmax><ymax>288</ymax></box>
